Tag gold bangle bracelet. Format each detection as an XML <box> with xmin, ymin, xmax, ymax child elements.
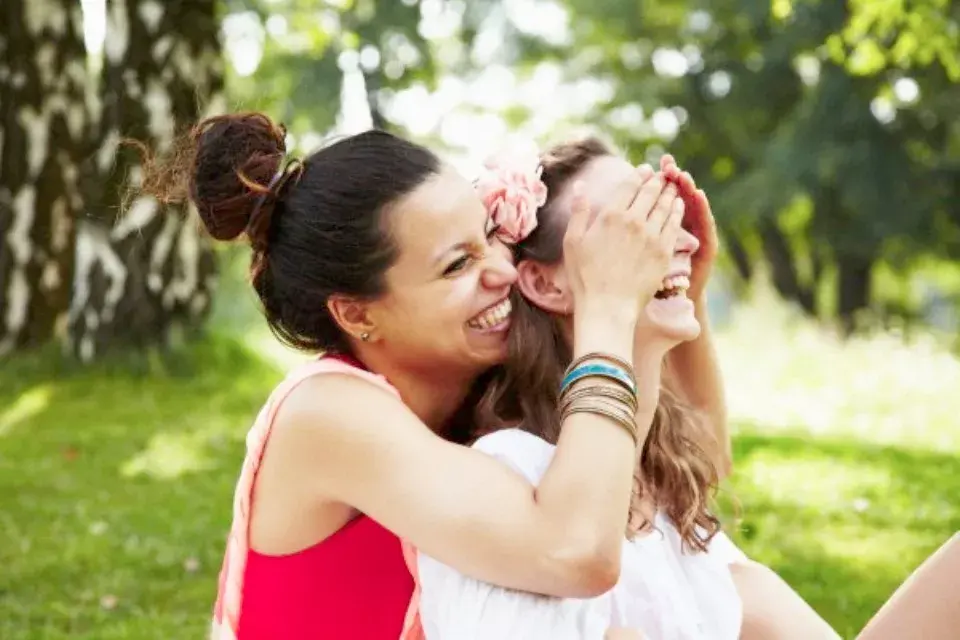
<box><xmin>561</xmin><ymin>398</ymin><xmax>638</xmax><ymax>443</ymax></box>
<box><xmin>565</xmin><ymin>396</ymin><xmax>638</xmax><ymax>427</ymax></box>
<box><xmin>559</xmin><ymin>385</ymin><xmax>638</xmax><ymax>415</ymax></box>
<box><xmin>562</xmin><ymin>404</ymin><xmax>638</xmax><ymax>444</ymax></box>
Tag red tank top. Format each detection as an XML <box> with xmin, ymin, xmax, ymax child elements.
<box><xmin>232</xmin><ymin>354</ymin><xmax>417</xmax><ymax>639</ymax></box>
<box><xmin>237</xmin><ymin>516</ymin><xmax>414</xmax><ymax>638</ymax></box>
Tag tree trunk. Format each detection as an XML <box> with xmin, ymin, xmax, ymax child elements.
<box><xmin>0</xmin><ymin>0</ymin><xmax>88</xmax><ymax>356</ymax></box>
<box><xmin>67</xmin><ymin>0</ymin><xmax>225</xmax><ymax>360</ymax></box>
<box><xmin>362</xmin><ymin>69</ymin><xmax>389</xmax><ymax>130</ymax></box>
<box><xmin>836</xmin><ymin>253</ymin><xmax>874</xmax><ymax>335</ymax></box>
<box><xmin>721</xmin><ymin>229</ymin><xmax>754</xmax><ymax>283</ymax></box>
<box><xmin>758</xmin><ymin>219</ymin><xmax>817</xmax><ymax>315</ymax></box>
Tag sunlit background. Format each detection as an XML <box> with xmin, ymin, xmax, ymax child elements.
<box><xmin>2</xmin><ymin>0</ymin><xmax>959</xmax><ymax>638</ymax></box>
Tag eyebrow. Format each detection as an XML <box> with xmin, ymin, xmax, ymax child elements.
<box><xmin>431</xmin><ymin>215</ymin><xmax>496</xmax><ymax>267</ymax></box>
<box><xmin>432</xmin><ymin>241</ymin><xmax>471</xmax><ymax>267</ymax></box>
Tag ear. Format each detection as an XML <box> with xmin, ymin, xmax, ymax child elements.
<box><xmin>515</xmin><ymin>259</ymin><xmax>573</xmax><ymax>316</ymax></box>
<box><xmin>327</xmin><ymin>294</ymin><xmax>378</xmax><ymax>342</ymax></box>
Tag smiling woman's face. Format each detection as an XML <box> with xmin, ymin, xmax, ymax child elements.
<box><xmin>364</xmin><ymin>165</ymin><xmax>520</xmax><ymax>375</ymax></box>
<box><xmin>549</xmin><ymin>154</ymin><xmax>703</xmax><ymax>342</ymax></box>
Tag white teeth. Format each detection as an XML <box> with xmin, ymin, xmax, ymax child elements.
<box><xmin>658</xmin><ymin>275</ymin><xmax>690</xmax><ymax>294</ymax></box>
<box><xmin>468</xmin><ymin>298</ymin><xmax>512</xmax><ymax>329</ymax></box>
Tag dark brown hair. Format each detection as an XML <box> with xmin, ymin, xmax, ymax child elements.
<box><xmin>140</xmin><ymin>112</ymin><xmax>441</xmax><ymax>354</ymax></box>
<box><xmin>475</xmin><ymin>137</ymin><xmax>722</xmax><ymax>551</ymax></box>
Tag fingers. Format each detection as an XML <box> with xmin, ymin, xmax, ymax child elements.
<box><xmin>641</xmin><ymin>179</ymin><xmax>678</xmax><ymax>231</ymax></box>
<box><xmin>661</xmin><ymin>197</ymin><xmax>685</xmax><ymax>246</ymax></box>
<box><xmin>607</xmin><ymin>164</ymin><xmax>656</xmax><ymax>213</ymax></box>
<box><xmin>660</xmin><ymin>153</ymin><xmax>676</xmax><ymax>173</ymax></box>
<box><xmin>696</xmin><ymin>187</ymin><xmax>711</xmax><ymax>212</ymax></box>
<box><xmin>563</xmin><ymin>181</ymin><xmax>590</xmax><ymax>248</ymax></box>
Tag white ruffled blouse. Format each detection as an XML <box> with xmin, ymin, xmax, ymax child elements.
<box><xmin>416</xmin><ymin>429</ymin><xmax>746</xmax><ymax>640</ymax></box>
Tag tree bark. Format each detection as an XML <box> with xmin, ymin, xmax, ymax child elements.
<box><xmin>722</xmin><ymin>229</ymin><xmax>754</xmax><ymax>283</ymax></box>
<box><xmin>67</xmin><ymin>0</ymin><xmax>225</xmax><ymax>360</ymax></box>
<box><xmin>836</xmin><ymin>252</ymin><xmax>874</xmax><ymax>335</ymax></box>
<box><xmin>758</xmin><ymin>219</ymin><xmax>817</xmax><ymax>316</ymax></box>
<box><xmin>0</xmin><ymin>0</ymin><xmax>88</xmax><ymax>356</ymax></box>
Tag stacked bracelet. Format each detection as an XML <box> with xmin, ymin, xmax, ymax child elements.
<box><xmin>558</xmin><ymin>352</ymin><xmax>639</xmax><ymax>443</ymax></box>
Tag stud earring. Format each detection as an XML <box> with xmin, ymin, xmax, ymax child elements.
<box><xmin>360</xmin><ymin>331</ymin><xmax>370</xmax><ymax>342</ymax></box>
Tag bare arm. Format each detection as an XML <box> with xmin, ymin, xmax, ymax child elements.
<box><xmin>664</xmin><ymin>297</ymin><xmax>732</xmax><ymax>478</ymax></box>
<box><xmin>270</xmin><ymin>167</ymin><xmax>681</xmax><ymax>598</ymax></box>
<box><xmin>857</xmin><ymin>532</ymin><xmax>960</xmax><ymax>640</ymax></box>
<box><xmin>730</xmin><ymin>560</ymin><xmax>840</xmax><ymax>640</ymax></box>
<box><xmin>278</xmin><ymin>347</ymin><xmax>638</xmax><ymax>598</ymax></box>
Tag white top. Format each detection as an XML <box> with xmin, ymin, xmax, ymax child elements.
<box><xmin>416</xmin><ymin>429</ymin><xmax>747</xmax><ymax>640</ymax></box>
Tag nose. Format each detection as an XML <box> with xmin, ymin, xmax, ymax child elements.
<box><xmin>481</xmin><ymin>245</ymin><xmax>518</xmax><ymax>289</ymax></box>
<box><xmin>675</xmin><ymin>226</ymin><xmax>700</xmax><ymax>256</ymax></box>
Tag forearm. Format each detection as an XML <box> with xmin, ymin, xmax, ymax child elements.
<box><xmin>630</xmin><ymin>349</ymin><xmax>666</xmax><ymax>447</ymax></box>
<box><xmin>535</xmin><ymin>311</ymin><xmax>645</xmax><ymax>591</ymax></box>
<box><xmin>664</xmin><ymin>295</ymin><xmax>731</xmax><ymax>477</ymax></box>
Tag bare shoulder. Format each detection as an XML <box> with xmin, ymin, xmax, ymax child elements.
<box><xmin>262</xmin><ymin>372</ymin><xmax>427</xmax><ymax>503</ymax></box>
<box><xmin>277</xmin><ymin>371</ymin><xmax>414</xmax><ymax>438</ymax></box>
<box><xmin>268</xmin><ymin>370</ymin><xmax>436</xmax><ymax>473</ymax></box>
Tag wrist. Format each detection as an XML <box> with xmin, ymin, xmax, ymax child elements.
<box><xmin>573</xmin><ymin>305</ymin><xmax>638</xmax><ymax>362</ymax></box>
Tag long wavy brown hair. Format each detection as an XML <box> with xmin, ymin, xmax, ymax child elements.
<box><xmin>474</xmin><ymin>138</ymin><xmax>722</xmax><ymax>552</ymax></box>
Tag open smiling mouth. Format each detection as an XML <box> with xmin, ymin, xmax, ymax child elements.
<box><xmin>654</xmin><ymin>275</ymin><xmax>690</xmax><ymax>300</ymax></box>
<box><xmin>467</xmin><ymin>298</ymin><xmax>512</xmax><ymax>330</ymax></box>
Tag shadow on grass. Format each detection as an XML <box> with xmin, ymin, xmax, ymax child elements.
<box><xmin>720</xmin><ymin>426</ymin><xmax>960</xmax><ymax>638</ymax></box>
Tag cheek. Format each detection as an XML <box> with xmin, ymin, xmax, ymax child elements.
<box><xmin>397</xmin><ymin>280</ymin><xmax>476</xmax><ymax>336</ymax></box>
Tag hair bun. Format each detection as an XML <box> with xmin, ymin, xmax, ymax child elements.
<box><xmin>189</xmin><ymin>112</ymin><xmax>288</xmax><ymax>245</ymax></box>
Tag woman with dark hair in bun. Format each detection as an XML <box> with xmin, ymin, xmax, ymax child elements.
<box><xmin>142</xmin><ymin>111</ymin><xmax>685</xmax><ymax>639</ymax></box>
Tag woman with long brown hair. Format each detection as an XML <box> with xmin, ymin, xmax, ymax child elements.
<box><xmin>412</xmin><ymin>138</ymin><xmax>745</xmax><ymax>639</ymax></box>
<box><xmin>412</xmin><ymin>139</ymin><xmax>960</xmax><ymax>639</ymax></box>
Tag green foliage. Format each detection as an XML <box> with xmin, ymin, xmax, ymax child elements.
<box><xmin>504</xmin><ymin>0</ymin><xmax>960</xmax><ymax>328</ymax></box>
<box><xmin>225</xmin><ymin>0</ymin><xmax>437</xmax><ymax>138</ymax></box>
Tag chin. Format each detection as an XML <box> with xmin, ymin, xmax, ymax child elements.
<box><xmin>464</xmin><ymin>336</ymin><xmax>510</xmax><ymax>369</ymax></box>
<box><xmin>660</xmin><ymin>319</ymin><xmax>701</xmax><ymax>344</ymax></box>
<box><xmin>645</xmin><ymin>297</ymin><xmax>700</xmax><ymax>344</ymax></box>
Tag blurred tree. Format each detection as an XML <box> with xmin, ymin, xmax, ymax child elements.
<box><xmin>0</xmin><ymin>0</ymin><xmax>88</xmax><ymax>356</ymax></box>
<box><xmin>532</xmin><ymin>0</ymin><xmax>959</xmax><ymax>330</ymax></box>
<box><xmin>67</xmin><ymin>0</ymin><xmax>225</xmax><ymax>360</ymax></box>
<box><xmin>226</xmin><ymin>0</ymin><xmax>435</xmax><ymax>141</ymax></box>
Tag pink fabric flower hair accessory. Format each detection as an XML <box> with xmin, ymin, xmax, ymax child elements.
<box><xmin>474</xmin><ymin>149</ymin><xmax>548</xmax><ymax>244</ymax></box>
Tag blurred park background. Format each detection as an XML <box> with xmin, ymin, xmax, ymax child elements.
<box><xmin>2</xmin><ymin>0</ymin><xmax>959</xmax><ymax>638</ymax></box>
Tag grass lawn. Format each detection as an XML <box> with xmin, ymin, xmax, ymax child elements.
<box><xmin>1</xmin><ymin>300</ymin><xmax>959</xmax><ymax>639</ymax></box>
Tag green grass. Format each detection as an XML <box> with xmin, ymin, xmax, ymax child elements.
<box><xmin>1</xmin><ymin>297</ymin><xmax>959</xmax><ymax>639</ymax></box>
<box><xmin>0</xmin><ymin>337</ymin><xmax>286</xmax><ymax>639</ymax></box>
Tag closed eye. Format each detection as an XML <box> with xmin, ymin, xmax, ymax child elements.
<box><xmin>443</xmin><ymin>254</ymin><xmax>471</xmax><ymax>276</ymax></box>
